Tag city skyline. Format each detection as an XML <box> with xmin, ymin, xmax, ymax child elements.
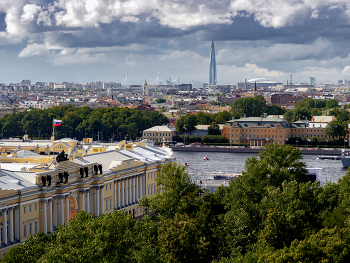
<box><xmin>1</xmin><ymin>1</ymin><xmax>350</xmax><ymax>85</ymax></box>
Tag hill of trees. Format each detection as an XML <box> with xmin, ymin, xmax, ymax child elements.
<box><xmin>0</xmin><ymin>106</ymin><xmax>168</xmax><ymax>141</ymax></box>
<box><xmin>4</xmin><ymin>144</ymin><xmax>350</xmax><ymax>262</ymax></box>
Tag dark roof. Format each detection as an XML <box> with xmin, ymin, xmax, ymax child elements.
<box><xmin>228</xmin><ymin>117</ymin><xmax>290</xmax><ymax>128</ymax></box>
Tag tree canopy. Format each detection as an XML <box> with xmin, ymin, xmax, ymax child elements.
<box><xmin>325</xmin><ymin>120</ymin><xmax>348</xmax><ymax>138</ymax></box>
<box><xmin>0</xmin><ymin>106</ymin><xmax>168</xmax><ymax>141</ymax></box>
<box><xmin>4</xmin><ymin>144</ymin><xmax>350</xmax><ymax>263</ymax></box>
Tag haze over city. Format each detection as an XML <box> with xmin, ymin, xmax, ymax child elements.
<box><xmin>1</xmin><ymin>1</ymin><xmax>350</xmax><ymax>85</ymax></box>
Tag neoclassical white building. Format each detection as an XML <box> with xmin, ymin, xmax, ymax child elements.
<box><xmin>0</xmin><ymin>140</ymin><xmax>174</xmax><ymax>258</ymax></box>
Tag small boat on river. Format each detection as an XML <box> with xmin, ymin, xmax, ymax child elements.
<box><xmin>317</xmin><ymin>156</ymin><xmax>340</xmax><ymax>160</ymax></box>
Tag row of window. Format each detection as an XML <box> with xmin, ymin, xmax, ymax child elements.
<box><xmin>23</xmin><ymin>221</ymin><xmax>38</xmax><ymax>237</ymax></box>
<box><xmin>232</xmin><ymin>128</ymin><xmax>284</xmax><ymax>133</ymax></box>
<box><xmin>144</xmin><ymin>132</ymin><xmax>173</xmax><ymax>137</ymax></box>
<box><xmin>105</xmin><ymin>183</ymin><xmax>112</xmax><ymax>192</ymax></box>
<box><xmin>291</xmin><ymin>134</ymin><xmax>339</xmax><ymax>139</ymax></box>
<box><xmin>233</xmin><ymin>134</ymin><xmax>283</xmax><ymax>139</ymax></box>
<box><xmin>148</xmin><ymin>171</ymin><xmax>156</xmax><ymax>179</ymax></box>
<box><xmin>105</xmin><ymin>198</ymin><xmax>113</xmax><ymax>211</ymax></box>
<box><xmin>23</xmin><ymin>203</ymin><xmax>38</xmax><ymax>214</ymax></box>
<box><xmin>148</xmin><ymin>185</ymin><xmax>156</xmax><ymax>196</ymax></box>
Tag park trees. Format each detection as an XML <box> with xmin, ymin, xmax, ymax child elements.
<box><xmin>231</xmin><ymin>96</ymin><xmax>267</xmax><ymax>117</ymax></box>
<box><xmin>325</xmin><ymin>120</ymin><xmax>348</xmax><ymax>139</ymax></box>
<box><xmin>0</xmin><ymin>106</ymin><xmax>169</xmax><ymax>141</ymax></box>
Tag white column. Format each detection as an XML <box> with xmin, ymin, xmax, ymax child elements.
<box><xmin>81</xmin><ymin>191</ymin><xmax>85</xmax><ymax>211</ymax></box>
<box><xmin>121</xmin><ymin>180</ymin><xmax>125</xmax><ymax>207</ymax></box>
<box><xmin>139</xmin><ymin>175</ymin><xmax>142</xmax><ymax>198</ymax></box>
<box><xmin>100</xmin><ymin>186</ymin><xmax>104</xmax><ymax>214</ymax></box>
<box><xmin>136</xmin><ymin>175</ymin><xmax>139</xmax><ymax>201</ymax></box>
<box><xmin>43</xmin><ymin>200</ymin><xmax>47</xmax><ymax>234</ymax></box>
<box><xmin>3</xmin><ymin>209</ymin><xmax>7</xmax><ymax>245</ymax></box>
<box><xmin>48</xmin><ymin>200</ymin><xmax>53</xmax><ymax>233</ymax></box>
<box><xmin>133</xmin><ymin>177</ymin><xmax>136</xmax><ymax>203</ymax></box>
<box><xmin>53</xmin><ymin>197</ymin><xmax>57</xmax><ymax>229</ymax></box>
<box><xmin>117</xmin><ymin>180</ymin><xmax>121</xmax><ymax>208</ymax></box>
<box><xmin>125</xmin><ymin>179</ymin><xmax>128</xmax><ymax>206</ymax></box>
<box><xmin>60</xmin><ymin>196</ymin><xmax>64</xmax><ymax>225</ymax></box>
<box><xmin>9</xmin><ymin>207</ymin><xmax>13</xmax><ymax>243</ymax></box>
<box><xmin>96</xmin><ymin>187</ymin><xmax>99</xmax><ymax>216</ymax></box>
<box><xmin>65</xmin><ymin>195</ymin><xmax>69</xmax><ymax>224</ymax></box>
<box><xmin>113</xmin><ymin>181</ymin><xmax>117</xmax><ymax>209</ymax></box>
<box><xmin>128</xmin><ymin>178</ymin><xmax>131</xmax><ymax>205</ymax></box>
<box><xmin>15</xmin><ymin>206</ymin><xmax>19</xmax><ymax>241</ymax></box>
<box><xmin>86</xmin><ymin>190</ymin><xmax>90</xmax><ymax>213</ymax></box>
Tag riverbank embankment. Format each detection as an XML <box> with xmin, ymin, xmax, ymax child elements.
<box><xmin>171</xmin><ymin>146</ymin><xmax>343</xmax><ymax>156</ymax></box>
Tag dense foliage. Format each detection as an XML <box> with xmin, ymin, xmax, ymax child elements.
<box><xmin>284</xmin><ymin>98</ymin><xmax>350</xmax><ymax>123</ymax></box>
<box><xmin>4</xmin><ymin>144</ymin><xmax>350</xmax><ymax>262</ymax></box>
<box><xmin>230</xmin><ymin>96</ymin><xmax>286</xmax><ymax>118</ymax></box>
<box><xmin>0</xmin><ymin>106</ymin><xmax>168</xmax><ymax>141</ymax></box>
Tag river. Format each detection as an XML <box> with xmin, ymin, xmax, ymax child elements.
<box><xmin>173</xmin><ymin>151</ymin><xmax>348</xmax><ymax>183</ymax></box>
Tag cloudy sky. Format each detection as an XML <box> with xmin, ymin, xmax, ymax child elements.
<box><xmin>1</xmin><ymin>0</ymin><xmax>350</xmax><ymax>86</ymax></box>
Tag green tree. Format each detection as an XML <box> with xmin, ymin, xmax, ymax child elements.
<box><xmin>283</xmin><ymin>108</ymin><xmax>311</xmax><ymax>123</ymax></box>
<box><xmin>155</xmin><ymin>98</ymin><xmax>166</xmax><ymax>103</ymax></box>
<box><xmin>231</xmin><ymin>96</ymin><xmax>267</xmax><ymax>117</ymax></box>
<box><xmin>337</xmin><ymin>110</ymin><xmax>350</xmax><ymax>122</ymax></box>
<box><xmin>311</xmin><ymin>108</ymin><xmax>323</xmax><ymax>116</ymax></box>
<box><xmin>175</xmin><ymin>117</ymin><xmax>185</xmax><ymax>133</ymax></box>
<box><xmin>325</xmin><ymin>120</ymin><xmax>347</xmax><ymax>139</ymax></box>
<box><xmin>139</xmin><ymin>162</ymin><xmax>202</xmax><ymax>220</ymax></box>
<box><xmin>266</xmin><ymin>104</ymin><xmax>286</xmax><ymax>115</ymax></box>
<box><xmin>158</xmin><ymin>213</ymin><xmax>209</xmax><ymax>262</ymax></box>
<box><xmin>326</xmin><ymin>99</ymin><xmax>339</xmax><ymax>109</ymax></box>
<box><xmin>201</xmin><ymin>135</ymin><xmax>228</xmax><ymax>143</ymax></box>
<box><xmin>208</xmin><ymin>122</ymin><xmax>221</xmax><ymax>135</ymax></box>
<box><xmin>184</xmin><ymin>114</ymin><xmax>198</xmax><ymax>134</ymax></box>
<box><xmin>197</xmin><ymin>111</ymin><xmax>211</xmax><ymax>125</ymax></box>
<box><xmin>259</xmin><ymin>227</ymin><xmax>350</xmax><ymax>263</ymax></box>
<box><xmin>223</xmin><ymin>144</ymin><xmax>309</xmax><ymax>255</ymax></box>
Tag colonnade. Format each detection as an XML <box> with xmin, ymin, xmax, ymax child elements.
<box><xmin>0</xmin><ymin>206</ymin><xmax>20</xmax><ymax>246</ymax></box>
<box><xmin>0</xmin><ymin>173</ymin><xmax>147</xmax><ymax>247</ymax></box>
<box><xmin>92</xmin><ymin>173</ymin><xmax>146</xmax><ymax>216</ymax></box>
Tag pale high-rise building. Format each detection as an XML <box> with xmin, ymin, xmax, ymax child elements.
<box><xmin>209</xmin><ymin>40</ymin><xmax>217</xmax><ymax>85</ymax></box>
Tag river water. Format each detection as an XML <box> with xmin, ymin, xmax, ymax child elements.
<box><xmin>173</xmin><ymin>151</ymin><xmax>348</xmax><ymax>184</ymax></box>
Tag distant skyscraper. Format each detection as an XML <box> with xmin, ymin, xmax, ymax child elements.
<box><xmin>209</xmin><ymin>40</ymin><xmax>217</xmax><ymax>85</ymax></box>
<box><xmin>309</xmin><ymin>77</ymin><xmax>315</xmax><ymax>85</ymax></box>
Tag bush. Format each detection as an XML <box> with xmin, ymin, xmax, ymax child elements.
<box><xmin>172</xmin><ymin>135</ymin><xmax>201</xmax><ymax>143</ymax></box>
<box><xmin>201</xmin><ymin>135</ymin><xmax>229</xmax><ymax>144</ymax></box>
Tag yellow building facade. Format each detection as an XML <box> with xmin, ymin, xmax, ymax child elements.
<box><xmin>0</xmin><ymin>141</ymin><xmax>174</xmax><ymax>258</ymax></box>
<box><xmin>223</xmin><ymin>117</ymin><xmax>291</xmax><ymax>146</ymax></box>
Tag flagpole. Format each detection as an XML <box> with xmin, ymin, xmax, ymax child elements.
<box><xmin>52</xmin><ymin>117</ymin><xmax>54</xmax><ymax>140</ymax></box>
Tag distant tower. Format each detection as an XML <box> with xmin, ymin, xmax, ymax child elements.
<box><xmin>142</xmin><ymin>79</ymin><xmax>148</xmax><ymax>96</ymax></box>
<box><xmin>309</xmin><ymin>77</ymin><xmax>315</xmax><ymax>85</ymax></box>
<box><xmin>209</xmin><ymin>40</ymin><xmax>217</xmax><ymax>85</ymax></box>
<box><xmin>126</xmin><ymin>72</ymin><xmax>129</xmax><ymax>89</ymax></box>
<box><xmin>290</xmin><ymin>74</ymin><xmax>293</xmax><ymax>85</ymax></box>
